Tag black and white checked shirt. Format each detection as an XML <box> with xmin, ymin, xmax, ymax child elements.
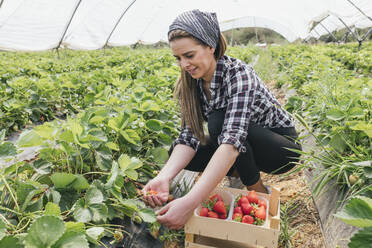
<box><xmin>172</xmin><ymin>55</ymin><xmax>294</xmax><ymax>153</ymax></box>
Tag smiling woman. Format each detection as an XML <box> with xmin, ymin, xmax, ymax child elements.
<box><xmin>142</xmin><ymin>9</ymin><xmax>302</xmax><ymax>230</ymax></box>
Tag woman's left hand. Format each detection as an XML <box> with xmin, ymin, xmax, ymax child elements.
<box><xmin>156</xmin><ymin>196</ymin><xmax>196</xmax><ymax>230</ymax></box>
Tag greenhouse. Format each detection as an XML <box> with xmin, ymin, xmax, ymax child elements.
<box><xmin>0</xmin><ymin>0</ymin><xmax>371</xmax><ymax>248</ymax></box>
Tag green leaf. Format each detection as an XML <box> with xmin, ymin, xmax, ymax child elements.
<box><xmin>85</xmin><ymin>187</ymin><xmax>104</xmax><ymax>205</ymax></box>
<box><xmin>105</xmin><ymin>161</ymin><xmax>120</xmax><ymax>189</ymax></box>
<box><xmin>86</xmin><ymin>227</ymin><xmax>104</xmax><ymax>242</ymax></box>
<box><xmin>0</xmin><ymin>220</ymin><xmax>6</xmax><ymax>240</ymax></box>
<box><xmin>34</xmin><ymin>124</ymin><xmax>59</xmax><ymax>140</ymax></box>
<box><xmin>59</xmin><ymin>130</ymin><xmax>74</xmax><ymax>143</ymax></box>
<box><xmin>151</xmin><ymin>147</ymin><xmax>169</xmax><ymax>164</ymax></box>
<box><xmin>349</xmin><ymin>227</ymin><xmax>372</xmax><ymax>248</ymax></box>
<box><xmin>68</xmin><ymin>119</ymin><xmax>83</xmax><ymax>136</ymax></box>
<box><xmin>50</xmin><ymin>173</ymin><xmax>76</xmax><ymax>189</ymax></box>
<box><xmin>128</xmin><ymin>157</ymin><xmax>142</xmax><ymax>170</ymax></box>
<box><xmin>350</xmin><ymin>123</ymin><xmax>372</xmax><ymax>138</ymax></box>
<box><xmin>158</xmin><ymin>133</ymin><xmax>172</xmax><ymax>146</ymax></box>
<box><xmin>145</xmin><ymin>119</ymin><xmax>162</xmax><ymax>131</ymax></box>
<box><xmin>326</xmin><ymin>109</ymin><xmax>345</xmax><ymax>121</ymax></box>
<box><xmin>89</xmin><ymin>116</ymin><xmax>105</xmax><ymax>125</ymax></box>
<box><xmin>334</xmin><ymin>196</ymin><xmax>372</xmax><ymax>227</ymax></box>
<box><xmin>16</xmin><ymin>130</ymin><xmax>43</xmax><ymax>147</ymax></box>
<box><xmin>73</xmin><ymin>199</ymin><xmax>92</xmax><ymax>223</ymax></box>
<box><xmin>329</xmin><ymin>133</ymin><xmax>347</xmax><ymax>152</ymax></box>
<box><xmin>125</xmin><ymin>170</ymin><xmax>138</xmax><ymax>180</ymax></box>
<box><xmin>138</xmin><ymin>208</ymin><xmax>157</xmax><ymax>223</ymax></box>
<box><xmin>94</xmin><ymin>149</ymin><xmax>112</xmax><ymax>171</ymax></box>
<box><xmin>105</xmin><ymin>142</ymin><xmax>119</xmax><ymax>151</ymax></box>
<box><xmin>0</xmin><ymin>236</ymin><xmax>23</xmax><ymax>248</ymax></box>
<box><xmin>24</xmin><ymin>216</ymin><xmax>65</xmax><ymax>248</ymax></box>
<box><xmin>0</xmin><ymin>142</ymin><xmax>17</xmax><ymax>158</ymax></box>
<box><xmin>65</xmin><ymin>222</ymin><xmax>85</xmax><ymax>234</ymax></box>
<box><xmin>71</xmin><ymin>175</ymin><xmax>90</xmax><ymax>191</ymax></box>
<box><xmin>118</xmin><ymin>154</ymin><xmax>131</xmax><ymax>171</ymax></box>
<box><xmin>120</xmin><ymin>130</ymin><xmax>140</xmax><ymax>145</ymax></box>
<box><xmin>45</xmin><ymin>202</ymin><xmax>61</xmax><ymax>217</ymax></box>
<box><xmin>52</xmin><ymin>231</ymin><xmax>89</xmax><ymax>248</ymax></box>
<box><xmin>89</xmin><ymin>203</ymin><xmax>108</xmax><ymax>222</ymax></box>
<box><xmin>0</xmin><ymin>130</ymin><xmax>5</xmax><ymax>142</ymax></box>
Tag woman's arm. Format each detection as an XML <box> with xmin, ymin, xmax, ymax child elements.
<box><xmin>156</xmin><ymin>143</ymin><xmax>239</xmax><ymax>229</ymax></box>
<box><xmin>158</xmin><ymin>144</ymin><xmax>196</xmax><ymax>182</ymax></box>
<box><xmin>184</xmin><ymin>143</ymin><xmax>239</xmax><ymax>205</ymax></box>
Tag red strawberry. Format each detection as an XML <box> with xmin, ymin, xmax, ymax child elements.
<box><xmin>258</xmin><ymin>199</ymin><xmax>267</xmax><ymax>209</ymax></box>
<box><xmin>242</xmin><ymin>215</ymin><xmax>254</xmax><ymax>224</ymax></box>
<box><xmin>238</xmin><ymin>196</ymin><xmax>249</xmax><ymax>206</ymax></box>
<box><xmin>247</xmin><ymin>190</ymin><xmax>259</xmax><ymax>204</ymax></box>
<box><xmin>209</xmin><ymin>193</ymin><xmax>223</xmax><ymax>202</ymax></box>
<box><xmin>199</xmin><ymin>207</ymin><xmax>209</xmax><ymax>217</ymax></box>
<box><xmin>207</xmin><ymin>211</ymin><xmax>219</xmax><ymax>218</ymax></box>
<box><xmin>241</xmin><ymin>203</ymin><xmax>254</xmax><ymax>215</ymax></box>
<box><xmin>218</xmin><ymin>213</ymin><xmax>227</xmax><ymax>219</ymax></box>
<box><xmin>233</xmin><ymin>206</ymin><xmax>243</xmax><ymax>214</ymax></box>
<box><xmin>255</xmin><ymin>206</ymin><xmax>266</xmax><ymax>220</ymax></box>
<box><xmin>213</xmin><ymin>200</ymin><xmax>226</xmax><ymax>215</ymax></box>
<box><xmin>232</xmin><ymin>213</ymin><xmax>242</xmax><ymax>222</ymax></box>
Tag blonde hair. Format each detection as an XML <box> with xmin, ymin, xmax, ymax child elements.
<box><xmin>168</xmin><ymin>30</ymin><xmax>227</xmax><ymax>144</ymax></box>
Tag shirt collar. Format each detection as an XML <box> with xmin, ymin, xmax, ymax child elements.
<box><xmin>210</xmin><ymin>55</ymin><xmax>226</xmax><ymax>89</ymax></box>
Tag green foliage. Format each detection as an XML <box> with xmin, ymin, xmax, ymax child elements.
<box><xmin>335</xmin><ymin>196</ymin><xmax>372</xmax><ymax>248</ymax></box>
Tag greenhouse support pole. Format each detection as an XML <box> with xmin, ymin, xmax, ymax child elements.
<box><xmin>347</xmin><ymin>0</ymin><xmax>372</xmax><ymax>22</ymax></box>
<box><xmin>361</xmin><ymin>27</ymin><xmax>372</xmax><ymax>41</ymax></box>
<box><xmin>0</xmin><ymin>0</ymin><xmax>4</xmax><ymax>9</ymax></box>
<box><xmin>55</xmin><ymin>0</ymin><xmax>82</xmax><ymax>57</ymax></box>
<box><xmin>336</xmin><ymin>17</ymin><xmax>360</xmax><ymax>41</ymax></box>
<box><xmin>103</xmin><ymin>0</ymin><xmax>137</xmax><ymax>54</ymax></box>
<box><xmin>320</xmin><ymin>23</ymin><xmax>337</xmax><ymax>42</ymax></box>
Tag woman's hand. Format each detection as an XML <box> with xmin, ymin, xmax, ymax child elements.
<box><xmin>156</xmin><ymin>196</ymin><xmax>196</xmax><ymax>230</ymax></box>
<box><xmin>142</xmin><ymin>175</ymin><xmax>170</xmax><ymax>208</ymax></box>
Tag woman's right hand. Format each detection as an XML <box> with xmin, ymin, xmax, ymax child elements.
<box><xmin>142</xmin><ymin>175</ymin><xmax>170</xmax><ymax>208</ymax></box>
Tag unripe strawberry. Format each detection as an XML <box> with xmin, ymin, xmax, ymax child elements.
<box><xmin>232</xmin><ymin>213</ymin><xmax>242</xmax><ymax>222</ymax></box>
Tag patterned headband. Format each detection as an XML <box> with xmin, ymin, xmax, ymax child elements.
<box><xmin>168</xmin><ymin>9</ymin><xmax>220</xmax><ymax>49</ymax></box>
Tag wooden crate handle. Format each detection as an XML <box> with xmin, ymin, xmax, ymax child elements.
<box><xmin>269</xmin><ymin>187</ymin><xmax>280</xmax><ymax>216</ymax></box>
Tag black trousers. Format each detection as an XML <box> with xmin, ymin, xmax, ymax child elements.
<box><xmin>171</xmin><ymin>108</ymin><xmax>302</xmax><ymax>186</ymax></box>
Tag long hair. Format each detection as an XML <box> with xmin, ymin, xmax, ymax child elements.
<box><xmin>168</xmin><ymin>30</ymin><xmax>227</xmax><ymax>144</ymax></box>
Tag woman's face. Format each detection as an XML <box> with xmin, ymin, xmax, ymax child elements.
<box><xmin>170</xmin><ymin>37</ymin><xmax>216</xmax><ymax>83</ymax></box>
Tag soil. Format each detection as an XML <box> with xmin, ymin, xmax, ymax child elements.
<box><xmin>260</xmin><ymin>80</ymin><xmax>325</xmax><ymax>248</ymax></box>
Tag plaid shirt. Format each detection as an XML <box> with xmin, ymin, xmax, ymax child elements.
<box><xmin>172</xmin><ymin>55</ymin><xmax>294</xmax><ymax>153</ymax></box>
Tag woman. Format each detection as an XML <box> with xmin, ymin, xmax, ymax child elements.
<box><xmin>143</xmin><ymin>9</ymin><xmax>301</xmax><ymax>230</ymax></box>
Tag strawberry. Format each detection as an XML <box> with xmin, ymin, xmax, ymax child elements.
<box><xmin>209</xmin><ymin>193</ymin><xmax>223</xmax><ymax>202</ymax></box>
<box><xmin>258</xmin><ymin>199</ymin><xmax>267</xmax><ymax>209</ymax></box>
<box><xmin>255</xmin><ymin>205</ymin><xmax>266</xmax><ymax>220</ymax></box>
<box><xmin>238</xmin><ymin>196</ymin><xmax>249</xmax><ymax>206</ymax></box>
<box><xmin>247</xmin><ymin>190</ymin><xmax>259</xmax><ymax>204</ymax></box>
<box><xmin>207</xmin><ymin>211</ymin><xmax>219</xmax><ymax>218</ymax></box>
<box><xmin>242</xmin><ymin>215</ymin><xmax>254</xmax><ymax>224</ymax></box>
<box><xmin>233</xmin><ymin>206</ymin><xmax>243</xmax><ymax>214</ymax></box>
<box><xmin>232</xmin><ymin>213</ymin><xmax>242</xmax><ymax>222</ymax></box>
<box><xmin>213</xmin><ymin>200</ymin><xmax>226</xmax><ymax>215</ymax></box>
<box><xmin>241</xmin><ymin>203</ymin><xmax>254</xmax><ymax>215</ymax></box>
<box><xmin>218</xmin><ymin>213</ymin><xmax>227</xmax><ymax>219</ymax></box>
<box><xmin>199</xmin><ymin>207</ymin><xmax>209</xmax><ymax>217</ymax></box>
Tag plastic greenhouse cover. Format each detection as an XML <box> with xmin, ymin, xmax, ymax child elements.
<box><xmin>308</xmin><ymin>0</ymin><xmax>372</xmax><ymax>38</ymax></box>
<box><xmin>0</xmin><ymin>0</ymin><xmax>371</xmax><ymax>51</ymax></box>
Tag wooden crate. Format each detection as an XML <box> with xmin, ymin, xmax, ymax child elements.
<box><xmin>184</xmin><ymin>186</ymin><xmax>281</xmax><ymax>248</ymax></box>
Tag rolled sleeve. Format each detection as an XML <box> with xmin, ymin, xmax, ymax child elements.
<box><xmin>217</xmin><ymin>70</ymin><xmax>258</xmax><ymax>153</ymax></box>
<box><xmin>171</xmin><ymin>127</ymin><xmax>200</xmax><ymax>151</ymax></box>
